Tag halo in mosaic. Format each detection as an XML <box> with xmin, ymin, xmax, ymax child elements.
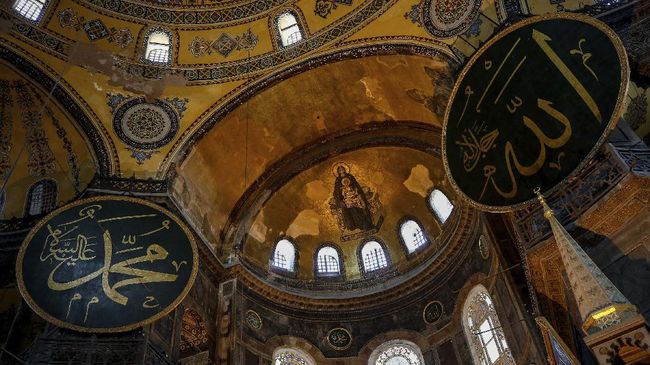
<box><xmin>112</xmin><ymin>98</ymin><xmax>180</xmax><ymax>150</ymax></box>
<box><xmin>422</xmin><ymin>0</ymin><xmax>482</xmax><ymax>37</ymax></box>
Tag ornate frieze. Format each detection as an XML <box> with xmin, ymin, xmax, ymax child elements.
<box><xmin>188</xmin><ymin>29</ymin><xmax>258</xmax><ymax>58</ymax></box>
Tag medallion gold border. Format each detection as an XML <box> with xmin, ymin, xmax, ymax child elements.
<box><xmin>441</xmin><ymin>12</ymin><xmax>630</xmax><ymax>213</ymax></box>
<box><xmin>15</xmin><ymin>195</ymin><xmax>200</xmax><ymax>333</ymax></box>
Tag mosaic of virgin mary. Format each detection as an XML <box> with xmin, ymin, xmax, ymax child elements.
<box><xmin>329</xmin><ymin>163</ymin><xmax>383</xmax><ymax>241</ymax></box>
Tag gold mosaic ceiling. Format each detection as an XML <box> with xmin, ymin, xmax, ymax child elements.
<box><xmin>0</xmin><ymin>0</ymin><xmax>625</xmax><ymax>296</ymax></box>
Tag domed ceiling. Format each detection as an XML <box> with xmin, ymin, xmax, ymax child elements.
<box><xmin>0</xmin><ymin>0</ymin><xmax>635</xmax><ymax>303</ymax></box>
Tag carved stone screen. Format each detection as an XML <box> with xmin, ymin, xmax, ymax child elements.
<box><xmin>16</xmin><ymin>196</ymin><xmax>198</xmax><ymax>332</ymax></box>
<box><xmin>442</xmin><ymin>13</ymin><xmax>628</xmax><ymax>211</ymax></box>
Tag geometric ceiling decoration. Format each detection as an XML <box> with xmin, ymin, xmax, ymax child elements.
<box><xmin>422</xmin><ymin>0</ymin><xmax>482</xmax><ymax>37</ymax></box>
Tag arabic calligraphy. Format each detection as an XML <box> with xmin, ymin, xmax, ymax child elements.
<box><xmin>17</xmin><ymin>196</ymin><xmax>198</xmax><ymax>333</ymax></box>
<box><xmin>443</xmin><ymin>14</ymin><xmax>627</xmax><ymax>210</ymax></box>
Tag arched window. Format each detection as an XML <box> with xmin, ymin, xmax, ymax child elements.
<box><xmin>272</xmin><ymin>348</ymin><xmax>316</xmax><ymax>365</ymax></box>
<box><xmin>272</xmin><ymin>238</ymin><xmax>297</xmax><ymax>272</ymax></box>
<box><xmin>462</xmin><ymin>285</ymin><xmax>515</xmax><ymax>365</ymax></box>
<box><xmin>316</xmin><ymin>246</ymin><xmax>340</xmax><ymax>276</ymax></box>
<box><xmin>368</xmin><ymin>340</ymin><xmax>425</xmax><ymax>365</ymax></box>
<box><xmin>429</xmin><ymin>189</ymin><xmax>454</xmax><ymax>223</ymax></box>
<box><xmin>144</xmin><ymin>29</ymin><xmax>172</xmax><ymax>64</ymax></box>
<box><xmin>13</xmin><ymin>0</ymin><xmax>46</xmax><ymax>22</ymax></box>
<box><xmin>25</xmin><ymin>179</ymin><xmax>57</xmax><ymax>216</ymax></box>
<box><xmin>400</xmin><ymin>219</ymin><xmax>429</xmax><ymax>254</ymax></box>
<box><xmin>360</xmin><ymin>240</ymin><xmax>388</xmax><ymax>273</ymax></box>
<box><xmin>277</xmin><ymin>12</ymin><xmax>303</xmax><ymax>47</ymax></box>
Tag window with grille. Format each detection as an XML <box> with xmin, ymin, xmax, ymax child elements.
<box><xmin>277</xmin><ymin>12</ymin><xmax>303</xmax><ymax>47</ymax></box>
<box><xmin>462</xmin><ymin>285</ymin><xmax>515</xmax><ymax>365</ymax></box>
<box><xmin>429</xmin><ymin>189</ymin><xmax>454</xmax><ymax>223</ymax></box>
<box><xmin>145</xmin><ymin>30</ymin><xmax>171</xmax><ymax>64</ymax></box>
<box><xmin>361</xmin><ymin>241</ymin><xmax>388</xmax><ymax>273</ymax></box>
<box><xmin>316</xmin><ymin>246</ymin><xmax>340</xmax><ymax>276</ymax></box>
<box><xmin>272</xmin><ymin>239</ymin><xmax>296</xmax><ymax>272</ymax></box>
<box><xmin>13</xmin><ymin>0</ymin><xmax>46</xmax><ymax>22</ymax></box>
<box><xmin>26</xmin><ymin>179</ymin><xmax>57</xmax><ymax>216</ymax></box>
<box><xmin>400</xmin><ymin>219</ymin><xmax>429</xmax><ymax>254</ymax></box>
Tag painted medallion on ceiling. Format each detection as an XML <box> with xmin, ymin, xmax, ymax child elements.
<box><xmin>422</xmin><ymin>0</ymin><xmax>482</xmax><ymax>37</ymax></box>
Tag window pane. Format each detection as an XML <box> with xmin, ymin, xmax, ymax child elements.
<box><xmin>273</xmin><ymin>239</ymin><xmax>296</xmax><ymax>272</ymax></box>
<box><xmin>400</xmin><ymin>220</ymin><xmax>428</xmax><ymax>253</ymax></box>
<box><xmin>361</xmin><ymin>241</ymin><xmax>388</xmax><ymax>272</ymax></box>
<box><xmin>13</xmin><ymin>0</ymin><xmax>45</xmax><ymax>21</ymax></box>
<box><xmin>145</xmin><ymin>31</ymin><xmax>171</xmax><ymax>64</ymax></box>
<box><xmin>317</xmin><ymin>246</ymin><xmax>340</xmax><ymax>274</ymax></box>
<box><xmin>429</xmin><ymin>189</ymin><xmax>453</xmax><ymax>223</ymax></box>
<box><xmin>278</xmin><ymin>13</ymin><xmax>302</xmax><ymax>47</ymax></box>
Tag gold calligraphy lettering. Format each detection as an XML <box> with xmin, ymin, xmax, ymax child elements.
<box><xmin>569</xmin><ymin>38</ymin><xmax>598</xmax><ymax>81</ymax></box>
<box><xmin>495</xmin><ymin>56</ymin><xmax>526</xmax><ymax>105</ymax></box>
<box><xmin>476</xmin><ymin>37</ymin><xmax>521</xmax><ymax>113</ymax></box>
<box><xmin>121</xmin><ymin>235</ymin><xmax>136</xmax><ymax>245</ymax></box>
<box><xmin>84</xmin><ymin>296</ymin><xmax>99</xmax><ymax>323</ymax></box>
<box><xmin>507</xmin><ymin>96</ymin><xmax>523</xmax><ymax>114</ymax></box>
<box><xmin>479</xmin><ymin>99</ymin><xmax>572</xmax><ymax>199</ymax></box>
<box><xmin>143</xmin><ymin>296</ymin><xmax>159</xmax><ymax>309</ymax></box>
<box><xmin>532</xmin><ymin>29</ymin><xmax>601</xmax><ymax>123</ymax></box>
<box><xmin>172</xmin><ymin>260</ymin><xmax>187</xmax><ymax>272</ymax></box>
<box><xmin>66</xmin><ymin>293</ymin><xmax>82</xmax><ymax>319</ymax></box>
<box><xmin>138</xmin><ymin>220</ymin><xmax>171</xmax><ymax>237</ymax></box>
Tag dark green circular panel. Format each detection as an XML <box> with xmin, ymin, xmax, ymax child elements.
<box><xmin>442</xmin><ymin>13</ymin><xmax>628</xmax><ymax>211</ymax></box>
<box><xmin>16</xmin><ymin>196</ymin><xmax>198</xmax><ymax>333</ymax></box>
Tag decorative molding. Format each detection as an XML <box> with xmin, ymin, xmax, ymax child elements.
<box><xmin>315</xmin><ymin>0</ymin><xmax>352</xmax><ymax>19</ymax></box>
<box><xmin>188</xmin><ymin>30</ymin><xmax>258</xmax><ymax>58</ymax></box>
<box><xmin>58</xmin><ymin>8</ymin><xmax>133</xmax><ymax>48</ymax></box>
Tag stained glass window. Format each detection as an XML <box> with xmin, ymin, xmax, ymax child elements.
<box><xmin>369</xmin><ymin>340</ymin><xmax>424</xmax><ymax>365</ymax></box>
<box><xmin>13</xmin><ymin>0</ymin><xmax>46</xmax><ymax>21</ymax></box>
<box><xmin>361</xmin><ymin>240</ymin><xmax>388</xmax><ymax>273</ymax></box>
<box><xmin>462</xmin><ymin>285</ymin><xmax>515</xmax><ymax>365</ymax></box>
<box><xmin>429</xmin><ymin>189</ymin><xmax>454</xmax><ymax>223</ymax></box>
<box><xmin>316</xmin><ymin>246</ymin><xmax>340</xmax><ymax>276</ymax></box>
<box><xmin>278</xmin><ymin>12</ymin><xmax>302</xmax><ymax>47</ymax></box>
<box><xmin>26</xmin><ymin>179</ymin><xmax>57</xmax><ymax>216</ymax></box>
<box><xmin>272</xmin><ymin>239</ymin><xmax>296</xmax><ymax>272</ymax></box>
<box><xmin>145</xmin><ymin>30</ymin><xmax>171</xmax><ymax>64</ymax></box>
<box><xmin>400</xmin><ymin>219</ymin><xmax>429</xmax><ymax>253</ymax></box>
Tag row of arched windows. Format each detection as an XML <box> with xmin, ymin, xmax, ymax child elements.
<box><xmin>0</xmin><ymin>179</ymin><xmax>57</xmax><ymax>218</ymax></box>
<box><xmin>271</xmin><ymin>190</ymin><xmax>454</xmax><ymax>276</ymax></box>
<box><xmin>12</xmin><ymin>0</ymin><xmax>305</xmax><ymax>64</ymax></box>
<box><xmin>272</xmin><ymin>285</ymin><xmax>513</xmax><ymax>365</ymax></box>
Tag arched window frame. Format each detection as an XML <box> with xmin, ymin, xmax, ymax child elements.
<box><xmin>12</xmin><ymin>0</ymin><xmax>49</xmax><ymax>23</ymax></box>
<box><xmin>272</xmin><ymin>347</ymin><xmax>316</xmax><ymax>365</ymax></box>
<box><xmin>427</xmin><ymin>188</ymin><xmax>454</xmax><ymax>225</ymax></box>
<box><xmin>397</xmin><ymin>216</ymin><xmax>431</xmax><ymax>256</ymax></box>
<box><xmin>357</xmin><ymin>238</ymin><xmax>391</xmax><ymax>276</ymax></box>
<box><xmin>270</xmin><ymin>236</ymin><xmax>298</xmax><ymax>275</ymax></box>
<box><xmin>462</xmin><ymin>284</ymin><xmax>515</xmax><ymax>365</ymax></box>
<box><xmin>314</xmin><ymin>243</ymin><xmax>344</xmax><ymax>279</ymax></box>
<box><xmin>367</xmin><ymin>339</ymin><xmax>425</xmax><ymax>365</ymax></box>
<box><xmin>24</xmin><ymin>179</ymin><xmax>57</xmax><ymax>217</ymax></box>
<box><xmin>142</xmin><ymin>27</ymin><xmax>173</xmax><ymax>65</ymax></box>
<box><xmin>272</xmin><ymin>9</ymin><xmax>307</xmax><ymax>49</ymax></box>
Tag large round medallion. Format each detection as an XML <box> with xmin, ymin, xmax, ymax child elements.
<box><xmin>442</xmin><ymin>13</ymin><xmax>628</xmax><ymax>211</ymax></box>
<box><xmin>327</xmin><ymin>327</ymin><xmax>352</xmax><ymax>350</ymax></box>
<box><xmin>16</xmin><ymin>196</ymin><xmax>198</xmax><ymax>332</ymax></box>
<box><xmin>113</xmin><ymin>98</ymin><xmax>179</xmax><ymax>150</ymax></box>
